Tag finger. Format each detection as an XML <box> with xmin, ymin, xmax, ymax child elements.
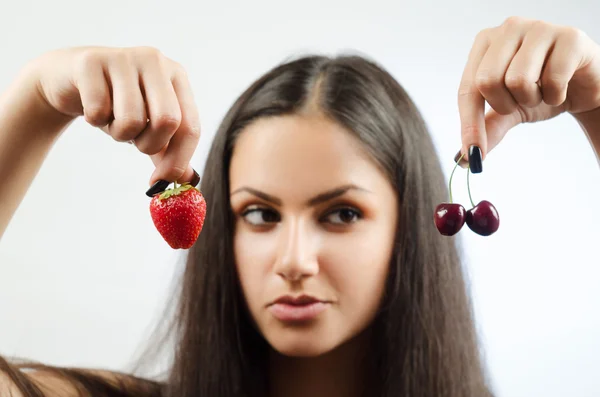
<box><xmin>134</xmin><ymin>63</ymin><xmax>182</xmax><ymax>155</ymax></box>
<box><xmin>540</xmin><ymin>27</ymin><xmax>588</xmax><ymax>107</ymax></box>
<box><xmin>505</xmin><ymin>22</ymin><xmax>556</xmax><ymax>108</ymax></box>
<box><xmin>149</xmin><ymin>66</ymin><xmax>201</xmax><ymax>185</ymax></box>
<box><xmin>458</xmin><ymin>30</ymin><xmax>491</xmax><ymax>160</ymax></box>
<box><xmin>105</xmin><ymin>54</ymin><xmax>148</xmax><ymax>142</ymax></box>
<box><xmin>482</xmin><ymin>109</ymin><xmax>522</xmax><ymax>154</ymax></box>
<box><xmin>74</xmin><ymin>53</ymin><xmax>112</xmax><ymax>127</ymax></box>
<box><xmin>454</xmin><ymin>106</ymin><xmax>521</xmax><ymax>169</ymax></box>
<box><xmin>475</xmin><ymin>28</ymin><xmax>522</xmax><ymax>115</ymax></box>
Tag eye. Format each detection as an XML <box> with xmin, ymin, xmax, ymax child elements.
<box><xmin>322</xmin><ymin>207</ymin><xmax>362</xmax><ymax>225</ymax></box>
<box><xmin>241</xmin><ymin>206</ymin><xmax>281</xmax><ymax>226</ymax></box>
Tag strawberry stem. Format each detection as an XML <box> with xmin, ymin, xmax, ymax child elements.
<box><xmin>466</xmin><ymin>165</ymin><xmax>475</xmax><ymax>208</ymax></box>
<box><xmin>157</xmin><ymin>182</ymin><xmax>196</xmax><ymax>200</ymax></box>
<box><xmin>449</xmin><ymin>153</ymin><xmax>464</xmax><ymax>204</ymax></box>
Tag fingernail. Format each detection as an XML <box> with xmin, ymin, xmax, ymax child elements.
<box><xmin>146</xmin><ymin>179</ymin><xmax>170</xmax><ymax>197</ymax></box>
<box><xmin>190</xmin><ymin>169</ymin><xmax>201</xmax><ymax>188</ymax></box>
<box><xmin>454</xmin><ymin>150</ymin><xmax>469</xmax><ymax>169</ymax></box>
<box><xmin>469</xmin><ymin>145</ymin><xmax>483</xmax><ymax>173</ymax></box>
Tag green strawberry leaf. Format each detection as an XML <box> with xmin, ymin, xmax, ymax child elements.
<box><xmin>157</xmin><ymin>182</ymin><xmax>200</xmax><ymax>201</ymax></box>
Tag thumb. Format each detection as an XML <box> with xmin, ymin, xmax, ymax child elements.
<box><xmin>458</xmin><ymin>104</ymin><xmax>567</xmax><ymax>167</ymax></box>
<box><xmin>149</xmin><ymin>146</ymin><xmax>196</xmax><ymax>187</ymax></box>
<box><xmin>483</xmin><ymin>108</ymin><xmax>523</xmax><ymax>156</ymax></box>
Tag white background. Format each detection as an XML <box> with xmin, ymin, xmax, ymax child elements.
<box><xmin>1</xmin><ymin>1</ymin><xmax>599</xmax><ymax>396</ymax></box>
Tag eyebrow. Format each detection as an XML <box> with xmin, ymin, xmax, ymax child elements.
<box><xmin>230</xmin><ymin>184</ymin><xmax>371</xmax><ymax>207</ymax></box>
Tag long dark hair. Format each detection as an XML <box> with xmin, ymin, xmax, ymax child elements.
<box><xmin>1</xmin><ymin>54</ymin><xmax>495</xmax><ymax>397</ymax></box>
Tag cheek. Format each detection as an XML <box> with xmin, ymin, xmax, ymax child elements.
<box><xmin>322</xmin><ymin>221</ymin><xmax>395</xmax><ymax>312</ymax></box>
<box><xmin>234</xmin><ymin>227</ymin><xmax>277</xmax><ymax>308</ymax></box>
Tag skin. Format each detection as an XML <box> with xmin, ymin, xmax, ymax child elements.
<box><xmin>457</xmin><ymin>17</ymin><xmax>600</xmax><ymax>164</ymax></box>
<box><xmin>0</xmin><ymin>46</ymin><xmax>201</xmax><ymax>240</ymax></box>
<box><xmin>0</xmin><ymin>16</ymin><xmax>599</xmax><ymax>397</ymax></box>
<box><xmin>229</xmin><ymin>113</ymin><xmax>398</xmax><ymax>397</ymax></box>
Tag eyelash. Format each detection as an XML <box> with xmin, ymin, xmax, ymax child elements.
<box><xmin>239</xmin><ymin>205</ymin><xmax>363</xmax><ymax>227</ymax></box>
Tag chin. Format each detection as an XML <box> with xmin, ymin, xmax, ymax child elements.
<box><xmin>264</xmin><ymin>326</ymin><xmax>343</xmax><ymax>358</ymax></box>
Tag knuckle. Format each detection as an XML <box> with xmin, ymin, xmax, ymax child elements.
<box><xmin>154</xmin><ymin>113</ymin><xmax>182</xmax><ymax>131</ymax></box>
<box><xmin>475</xmin><ymin>71</ymin><xmax>500</xmax><ymax>92</ymax></box>
<box><xmin>461</xmin><ymin>124</ymin><xmax>483</xmax><ymax>144</ymax></box>
<box><xmin>108</xmin><ymin>48</ymin><xmax>133</xmax><ymax>69</ymax></box>
<box><xmin>562</xmin><ymin>27</ymin><xmax>589</xmax><ymax>52</ymax></box>
<box><xmin>530</xmin><ymin>19</ymin><xmax>551</xmax><ymax>34</ymax></box>
<box><xmin>170</xmin><ymin>60</ymin><xmax>185</xmax><ymax>75</ymax></box>
<box><xmin>184</xmin><ymin>122</ymin><xmax>201</xmax><ymax>140</ymax></box>
<box><xmin>167</xmin><ymin>164</ymin><xmax>187</xmax><ymax>180</ymax></box>
<box><xmin>123</xmin><ymin>115</ymin><xmax>148</xmax><ymax>131</ymax></box>
<box><xmin>543</xmin><ymin>95</ymin><xmax>565</xmax><ymax>107</ymax></box>
<box><xmin>503</xmin><ymin>16</ymin><xmax>526</xmax><ymax>29</ymax></box>
<box><xmin>541</xmin><ymin>73</ymin><xmax>566</xmax><ymax>90</ymax></box>
<box><xmin>474</xmin><ymin>28</ymin><xmax>492</xmax><ymax>43</ymax></box>
<box><xmin>84</xmin><ymin>105</ymin><xmax>111</xmax><ymax>126</ymax></box>
<box><xmin>113</xmin><ymin>115</ymin><xmax>147</xmax><ymax>141</ymax></box>
<box><xmin>504</xmin><ymin>71</ymin><xmax>533</xmax><ymax>91</ymax></box>
<box><xmin>542</xmin><ymin>91</ymin><xmax>566</xmax><ymax>106</ymax></box>
<box><xmin>134</xmin><ymin>140</ymin><xmax>163</xmax><ymax>155</ymax></box>
<box><xmin>77</xmin><ymin>49</ymin><xmax>103</xmax><ymax>69</ymax></box>
<box><xmin>111</xmin><ymin>132</ymin><xmax>133</xmax><ymax>143</ymax></box>
<box><xmin>135</xmin><ymin>46</ymin><xmax>164</xmax><ymax>63</ymax></box>
<box><xmin>113</xmin><ymin>48</ymin><xmax>130</xmax><ymax>63</ymax></box>
<box><xmin>173</xmin><ymin>61</ymin><xmax>190</xmax><ymax>81</ymax></box>
<box><xmin>562</xmin><ymin>26</ymin><xmax>586</xmax><ymax>42</ymax></box>
<box><xmin>457</xmin><ymin>82</ymin><xmax>477</xmax><ymax>99</ymax></box>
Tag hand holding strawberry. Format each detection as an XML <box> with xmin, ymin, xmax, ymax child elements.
<box><xmin>31</xmin><ymin>46</ymin><xmax>207</xmax><ymax>248</ymax></box>
<box><xmin>34</xmin><ymin>46</ymin><xmax>201</xmax><ymax>188</ymax></box>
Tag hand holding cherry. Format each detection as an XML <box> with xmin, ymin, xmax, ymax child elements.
<box><xmin>434</xmin><ymin>151</ymin><xmax>500</xmax><ymax>237</ymax></box>
<box><xmin>437</xmin><ymin>17</ymin><xmax>600</xmax><ymax>237</ymax></box>
<box><xmin>457</xmin><ymin>17</ymin><xmax>600</xmax><ymax>162</ymax></box>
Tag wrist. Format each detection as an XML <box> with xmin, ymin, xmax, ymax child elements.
<box><xmin>574</xmin><ymin>106</ymin><xmax>600</xmax><ymax>127</ymax></box>
<box><xmin>572</xmin><ymin>107</ymin><xmax>600</xmax><ymax>160</ymax></box>
<box><xmin>2</xmin><ymin>61</ymin><xmax>74</xmax><ymax>139</ymax></box>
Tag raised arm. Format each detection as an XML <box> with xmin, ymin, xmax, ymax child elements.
<box><xmin>0</xmin><ymin>63</ymin><xmax>73</xmax><ymax>239</ymax></box>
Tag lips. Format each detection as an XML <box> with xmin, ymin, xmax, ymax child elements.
<box><xmin>273</xmin><ymin>294</ymin><xmax>322</xmax><ymax>306</ymax></box>
<box><xmin>268</xmin><ymin>294</ymin><xmax>330</xmax><ymax>322</ymax></box>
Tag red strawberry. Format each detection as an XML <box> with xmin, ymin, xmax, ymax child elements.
<box><xmin>149</xmin><ymin>182</ymin><xmax>207</xmax><ymax>249</ymax></box>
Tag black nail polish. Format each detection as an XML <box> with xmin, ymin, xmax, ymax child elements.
<box><xmin>190</xmin><ymin>169</ymin><xmax>201</xmax><ymax>188</ymax></box>
<box><xmin>146</xmin><ymin>179</ymin><xmax>170</xmax><ymax>197</ymax></box>
<box><xmin>469</xmin><ymin>145</ymin><xmax>483</xmax><ymax>173</ymax></box>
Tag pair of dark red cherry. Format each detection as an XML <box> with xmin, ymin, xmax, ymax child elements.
<box><xmin>434</xmin><ymin>200</ymin><xmax>499</xmax><ymax>236</ymax></box>
<box><xmin>433</xmin><ymin>151</ymin><xmax>500</xmax><ymax>237</ymax></box>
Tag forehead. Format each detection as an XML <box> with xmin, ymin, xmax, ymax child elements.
<box><xmin>229</xmin><ymin>114</ymin><xmax>385</xmax><ymax>196</ymax></box>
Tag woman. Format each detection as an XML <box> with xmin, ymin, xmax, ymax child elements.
<box><xmin>1</xmin><ymin>16</ymin><xmax>599</xmax><ymax>397</ymax></box>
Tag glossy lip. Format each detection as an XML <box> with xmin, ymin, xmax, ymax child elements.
<box><xmin>267</xmin><ymin>294</ymin><xmax>331</xmax><ymax>322</ymax></box>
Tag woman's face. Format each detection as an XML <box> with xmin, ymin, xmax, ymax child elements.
<box><xmin>229</xmin><ymin>113</ymin><xmax>398</xmax><ymax>357</ymax></box>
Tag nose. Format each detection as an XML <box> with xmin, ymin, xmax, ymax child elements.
<box><xmin>273</xmin><ymin>216</ymin><xmax>319</xmax><ymax>282</ymax></box>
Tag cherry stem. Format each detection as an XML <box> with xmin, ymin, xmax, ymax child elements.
<box><xmin>449</xmin><ymin>153</ymin><xmax>464</xmax><ymax>204</ymax></box>
<box><xmin>466</xmin><ymin>165</ymin><xmax>475</xmax><ymax>208</ymax></box>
